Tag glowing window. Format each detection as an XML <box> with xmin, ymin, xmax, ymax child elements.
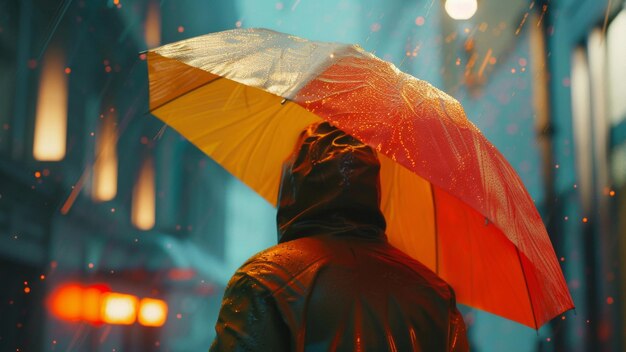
<box><xmin>607</xmin><ymin>9</ymin><xmax>626</xmax><ymax>124</ymax></box>
<box><xmin>570</xmin><ymin>47</ymin><xmax>593</xmax><ymax>211</ymax></box>
<box><xmin>92</xmin><ymin>112</ymin><xmax>118</xmax><ymax>201</ymax></box>
<box><xmin>587</xmin><ymin>29</ymin><xmax>610</xmax><ymax>188</ymax></box>
<box><xmin>132</xmin><ymin>157</ymin><xmax>156</xmax><ymax>230</ymax></box>
<box><xmin>33</xmin><ymin>48</ymin><xmax>67</xmax><ymax>161</ymax></box>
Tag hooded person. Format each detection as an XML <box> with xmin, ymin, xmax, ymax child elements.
<box><xmin>210</xmin><ymin>122</ymin><xmax>468</xmax><ymax>351</ymax></box>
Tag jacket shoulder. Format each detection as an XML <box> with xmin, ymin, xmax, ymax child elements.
<box><xmin>235</xmin><ymin>237</ymin><xmax>331</xmax><ymax>293</ymax></box>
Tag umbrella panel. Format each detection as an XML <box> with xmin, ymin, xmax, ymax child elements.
<box><xmin>150</xmin><ymin>53</ymin><xmax>320</xmax><ymax>205</ymax></box>
<box><xmin>379</xmin><ymin>155</ymin><xmax>536</xmax><ymax>327</ymax></box>
<box><xmin>379</xmin><ymin>156</ymin><xmax>437</xmax><ymax>271</ymax></box>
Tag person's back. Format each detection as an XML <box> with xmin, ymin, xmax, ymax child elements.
<box><xmin>210</xmin><ymin>122</ymin><xmax>468</xmax><ymax>351</ymax></box>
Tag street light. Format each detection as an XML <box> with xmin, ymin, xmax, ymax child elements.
<box><xmin>445</xmin><ymin>0</ymin><xmax>478</xmax><ymax>20</ymax></box>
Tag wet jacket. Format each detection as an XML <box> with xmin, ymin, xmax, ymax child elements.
<box><xmin>210</xmin><ymin>122</ymin><xmax>469</xmax><ymax>351</ymax></box>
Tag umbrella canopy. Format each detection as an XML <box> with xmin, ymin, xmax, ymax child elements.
<box><xmin>146</xmin><ymin>28</ymin><xmax>574</xmax><ymax>329</ymax></box>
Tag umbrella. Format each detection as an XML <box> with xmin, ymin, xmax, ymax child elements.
<box><xmin>146</xmin><ymin>28</ymin><xmax>574</xmax><ymax>329</ymax></box>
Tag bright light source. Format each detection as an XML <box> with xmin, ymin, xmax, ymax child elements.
<box><xmin>445</xmin><ymin>0</ymin><xmax>478</xmax><ymax>20</ymax></box>
<box><xmin>92</xmin><ymin>113</ymin><xmax>118</xmax><ymax>202</ymax></box>
<box><xmin>132</xmin><ymin>157</ymin><xmax>156</xmax><ymax>230</ymax></box>
<box><xmin>101</xmin><ymin>292</ymin><xmax>138</xmax><ymax>325</ymax></box>
<box><xmin>33</xmin><ymin>47</ymin><xmax>68</xmax><ymax>161</ymax></box>
<box><xmin>48</xmin><ymin>284</ymin><xmax>109</xmax><ymax>323</ymax></box>
<box><xmin>82</xmin><ymin>286</ymin><xmax>105</xmax><ymax>324</ymax></box>
<box><xmin>138</xmin><ymin>298</ymin><xmax>168</xmax><ymax>327</ymax></box>
<box><xmin>49</xmin><ymin>284</ymin><xmax>83</xmax><ymax>321</ymax></box>
<box><xmin>49</xmin><ymin>284</ymin><xmax>156</xmax><ymax>326</ymax></box>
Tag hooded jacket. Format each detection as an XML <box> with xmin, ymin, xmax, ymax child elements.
<box><xmin>210</xmin><ymin>122</ymin><xmax>468</xmax><ymax>351</ymax></box>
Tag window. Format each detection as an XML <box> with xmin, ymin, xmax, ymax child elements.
<box><xmin>607</xmin><ymin>10</ymin><xmax>626</xmax><ymax>125</ymax></box>
<box><xmin>132</xmin><ymin>157</ymin><xmax>156</xmax><ymax>231</ymax></box>
<box><xmin>92</xmin><ymin>112</ymin><xmax>118</xmax><ymax>202</ymax></box>
<box><xmin>33</xmin><ymin>47</ymin><xmax>68</xmax><ymax>161</ymax></box>
<box><xmin>607</xmin><ymin>9</ymin><xmax>626</xmax><ymax>185</ymax></box>
<box><xmin>570</xmin><ymin>47</ymin><xmax>593</xmax><ymax>210</ymax></box>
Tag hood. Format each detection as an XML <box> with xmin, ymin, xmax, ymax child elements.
<box><xmin>277</xmin><ymin>122</ymin><xmax>387</xmax><ymax>243</ymax></box>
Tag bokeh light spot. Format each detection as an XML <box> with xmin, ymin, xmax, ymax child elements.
<box><xmin>102</xmin><ymin>293</ymin><xmax>138</xmax><ymax>325</ymax></box>
<box><xmin>445</xmin><ymin>0</ymin><xmax>478</xmax><ymax>20</ymax></box>
<box><xmin>138</xmin><ymin>298</ymin><xmax>168</xmax><ymax>327</ymax></box>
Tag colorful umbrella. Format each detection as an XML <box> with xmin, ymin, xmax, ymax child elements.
<box><xmin>146</xmin><ymin>28</ymin><xmax>573</xmax><ymax>329</ymax></box>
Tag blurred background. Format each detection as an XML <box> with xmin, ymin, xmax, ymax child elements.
<box><xmin>0</xmin><ymin>0</ymin><xmax>625</xmax><ymax>351</ymax></box>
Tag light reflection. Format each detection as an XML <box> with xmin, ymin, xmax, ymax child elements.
<box><xmin>33</xmin><ymin>48</ymin><xmax>68</xmax><ymax>161</ymax></box>
<box><xmin>92</xmin><ymin>112</ymin><xmax>118</xmax><ymax>202</ymax></box>
<box><xmin>132</xmin><ymin>157</ymin><xmax>156</xmax><ymax>230</ymax></box>
<box><xmin>145</xmin><ymin>0</ymin><xmax>161</xmax><ymax>48</ymax></box>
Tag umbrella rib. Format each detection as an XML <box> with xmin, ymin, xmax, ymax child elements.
<box><xmin>150</xmin><ymin>76</ymin><xmax>224</xmax><ymax>113</ymax></box>
<box><xmin>516</xmin><ymin>246</ymin><xmax>538</xmax><ymax>330</ymax></box>
<box><xmin>430</xmin><ymin>184</ymin><xmax>439</xmax><ymax>275</ymax></box>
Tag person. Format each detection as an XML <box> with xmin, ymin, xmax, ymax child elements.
<box><xmin>209</xmin><ymin>122</ymin><xmax>468</xmax><ymax>351</ymax></box>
